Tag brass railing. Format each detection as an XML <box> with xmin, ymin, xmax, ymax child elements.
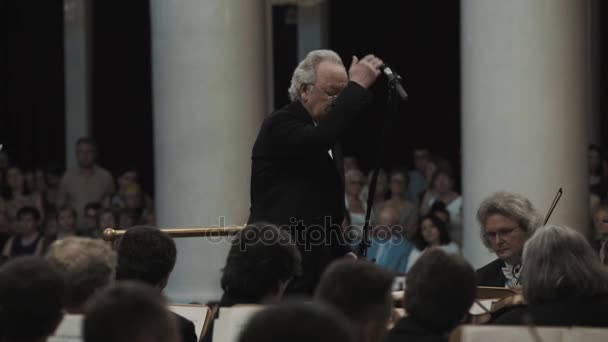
<box><xmin>102</xmin><ymin>225</ymin><xmax>245</xmax><ymax>242</ymax></box>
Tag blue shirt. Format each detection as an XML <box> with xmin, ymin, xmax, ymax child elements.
<box><xmin>371</xmin><ymin>235</ymin><xmax>413</xmax><ymax>274</ymax></box>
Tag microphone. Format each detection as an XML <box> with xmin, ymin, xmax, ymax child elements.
<box><xmin>380</xmin><ymin>64</ymin><xmax>408</xmax><ymax>100</ymax></box>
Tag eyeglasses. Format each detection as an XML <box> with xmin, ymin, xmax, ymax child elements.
<box><xmin>309</xmin><ymin>83</ymin><xmax>340</xmax><ymax>101</ymax></box>
<box><xmin>483</xmin><ymin>226</ymin><xmax>518</xmax><ymax>241</ymax></box>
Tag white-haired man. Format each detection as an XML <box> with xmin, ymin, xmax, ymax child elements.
<box><xmin>248</xmin><ymin>50</ymin><xmax>383</xmax><ymax>294</ymax></box>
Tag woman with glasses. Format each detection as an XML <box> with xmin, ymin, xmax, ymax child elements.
<box><xmin>475</xmin><ymin>191</ymin><xmax>542</xmax><ymax>288</ymax></box>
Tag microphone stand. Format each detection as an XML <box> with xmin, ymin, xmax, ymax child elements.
<box><xmin>359</xmin><ymin>72</ymin><xmax>408</xmax><ymax>258</ymax></box>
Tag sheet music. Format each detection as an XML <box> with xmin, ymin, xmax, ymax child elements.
<box><xmin>212</xmin><ymin>306</ymin><xmax>264</xmax><ymax>342</ymax></box>
<box><xmin>169</xmin><ymin>304</ymin><xmax>209</xmax><ymax>340</ymax></box>
<box><xmin>468</xmin><ymin>299</ymin><xmax>495</xmax><ymax>315</ymax></box>
<box><xmin>48</xmin><ymin>314</ymin><xmax>83</xmax><ymax>342</ymax></box>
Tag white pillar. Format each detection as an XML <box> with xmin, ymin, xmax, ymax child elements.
<box><xmin>151</xmin><ymin>0</ymin><xmax>267</xmax><ymax>303</ymax></box>
<box><xmin>461</xmin><ymin>0</ymin><xmax>590</xmax><ymax>268</ymax></box>
<box><xmin>64</xmin><ymin>0</ymin><xmax>92</xmax><ymax>168</ymax></box>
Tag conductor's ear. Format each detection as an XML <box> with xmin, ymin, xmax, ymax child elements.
<box><xmin>299</xmin><ymin>84</ymin><xmax>311</xmax><ymax>102</ymax></box>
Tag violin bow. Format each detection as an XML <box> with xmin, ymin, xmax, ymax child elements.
<box><xmin>543</xmin><ymin>188</ymin><xmax>563</xmax><ymax>225</ymax></box>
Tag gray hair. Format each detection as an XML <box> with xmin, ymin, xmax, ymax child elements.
<box><xmin>477</xmin><ymin>191</ymin><xmax>543</xmax><ymax>249</ymax></box>
<box><xmin>46</xmin><ymin>237</ymin><xmax>117</xmax><ymax>310</ymax></box>
<box><xmin>522</xmin><ymin>224</ymin><xmax>608</xmax><ymax>304</ymax></box>
<box><xmin>288</xmin><ymin>49</ymin><xmax>343</xmax><ymax>102</ymax></box>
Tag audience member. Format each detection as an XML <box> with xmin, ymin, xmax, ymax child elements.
<box><xmin>2</xmin><ymin>206</ymin><xmax>45</xmax><ymax>257</ymax></box>
<box><xmin>46</xmin><ymin>237</ymin><xmax>116</xmax><ymax>313</ymax></box>
<box><xmin>345</xmin><ymin>169</ymin><xmax>367</xmax><ymax>246</ymax></box>
<box><xmin>58</xmin><ymin>137</ymin><xmax>114</xmax><ymax>223</ymax></box>
<box><xmin>42</xmin><ymin>162</ymin><xmax>63</xmax><ymax>211</ymax></box>
<box><xmin>386</xmin><ymin>250</ymin><xmax>476</xmax><ymax>342</ymax></box>
<box><xmin>115</xmin><ymin>226</ymin><xmax>197</xmax><ymax>342</ymax></box>
<box><xmin>344</xmin><ymin>156</ymin><xmax>359</xmax><ymax>174</ymax></box>
<box><xmin>591</xmin><ymin>203</ymin><xmax>608</xmax><ymax>257</ymax></box>
<box><xmin>97</xmin><ymin>208</ymin><xmax>117</xmax><ymax>232</ymax></box>
<box><xmin>589</xmin><ymin>144</ymin><xmax>605</xmax><ymax>197</ymax></box>
<box><xmin>238</xmin><ymin>303</ymin><xmax>354</xmax><ymax>342</ymax></box>
<box><xmin>0</xmin><ymin>256</ymin><xmax>67</xmax><ymax>342</ymax></box>
<box><xmin>383</xmin><ymin>168</ymin><xmax>417</xmax><ymax>229</ymax></box>
<box><xmin>81</xmin><ymin>202</ymin><xmax>102</xmax><ymax>237</ymax></box>
<box><xmin>373</xmin><ymin>205</ymin><xmax>414</xmax><ymax>273</ymax></box>
<box><xmin>0</xmin><ymin>165</ymin><xmax>44</xmax><ymax>223</ymax></box>
<box><xmin>429</xmin><ymin>201</ymin><xmax>451</xmax><ymax>225</ymax></box>
<box><xmin>408</xmin><ymin>147</ymin><xmax>431</xmax><ymax>203</ymax></box>
<box><xmin>494</xmin><ymin>225</ymin><xmax>608</xmax><ymax>326</ymax></box>
<box><xmin>117</xmin><ymin>208</ymin><xmax>137</xmax><ymax>229</ymax></box>
<box><xmin>202</xmin><ymin>223</ymin><xmax>302</xmax><ymax>342</ymax></box>
<box><xmin>316</xmin><ymin>259</ymin><xmax>394</xmax><ymax>342</ymax></box>
<box><xmin>83</xmin><ymin>282</ymin><xmax>179</xmax><ymax>342</ymax></box>
<box><xmin>406</xmin><ymin>214</ymin><xmax>459</xmax><ymax>272</ymax></box>
<box><xmin>55</xmin><ymin>205</ymin><xmax>78</xmax><ymax>240</ymax></box>
<box><xmin>475</xmin><ymin>191</ymin><xmax>542</xmax><ymax>287</ymax></box>
<box><xmin>420</xmin><ymin>169</ymin><xmax>462</xmax><ymax>238</ymax></box>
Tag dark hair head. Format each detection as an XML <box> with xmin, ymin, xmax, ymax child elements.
<box><xmin>16</xmin><ymin>205</ymin><xmax>41</xmax><ymax>221</ymax></box>
<box><xmin>430</xmin><ymin>168</ymin><xmax>454</xmax><ymax>190</ymax></box>
<box><xmin>315</xmin><ymin>259</ymin><xmax>394</xmax><ymax>327</ymax></box>
<box><xmin>414</xmin><ymin>214</ymin><xmax>452</xmax><ymax>249</ymax></box>
<box><xmin>116</xmin><ymin>226</ymin><xmax>177</xmax><ymax>286</ymax></box>
<box><xmin>238</xmin><ymin>303</ymin><xmax>354</xmax><ymax>342</ymax></box>
<box><xmin>83</xmin><ymin>281</ymin><xmax>177</xmax><ymax>342</ymax></box>
<box><xmin>0</xmin><ymin>256</ymin><xmax>67</xmax><ymax>341</ymax></box>
<box><xmin>404</xmin><ymin>249</ymin><xmax>476</xmax><ymax>333</ymax></box>
<box><xmin>389</xmin><ymin>167</ymin><xmax>409</xmax><ymax>184</ymax></box>
<box><xmin>429</xmin><ymin>201</ymin><xmax>450</xmax><ymax>220</ymax></box>
<box><xmin>76</xmin><ymin>136</ymin><xmax>97</xmax><ymax>149</ymax></box>
<box><xmin>221</xmin><ymin>223</ymin><xmax>302</xmax><ymax>302</ymax></box>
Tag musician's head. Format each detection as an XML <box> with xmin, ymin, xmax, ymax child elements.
<box><xmin>522</xmin><ymin>224</ymin><xmax>608</xmax><ymax>305</ymax></box>
<box><xmin>238</xmin><ymin>303</ymin><xmax>354</xmax><ymax>342</ymax></box>
<box><xmin>0</xmin><ymin>256</ymin><xmax>67</xmax><ymax>342</ymax></box>
<box><xmin>221</xmin><ymin>223</ymin><xmax>301</xmax><ymax>304</ymax></box>
<box><xmin>315</xmin><ymin>259</ymin><xmax>394</xmax><ymax>342</ymax></box>
<box><xmin>477</xmin><ymin>191</ymin><xmax>542</xmax><ymax>265</ymax></box>
<box><xmin>115</xmin><ymin>226</ymin><xmax>177</xmax><ymax>289</ymax></box>
<box><xmin>289</xmin><ymin>49</ymin><xmax>348</xmax><ymax>122</ymax></box>
<box><xmin>84</xmin><ymin>282</ymin><xmax>179</xmax><ymax>342</ymax></box>
<box><xmin>404</xmin><ymin>249</ymin><xmax>476</xmax><ymax>333</ymax></box>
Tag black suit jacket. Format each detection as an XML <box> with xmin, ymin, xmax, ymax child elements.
<box><xmin>172</xmin><ymin>312</ymin><xmax>198</xmax><ymax>342</ymax></box>
<box><xmin>493</xmin><ymin>295</ymin><xmax>608</xmax><ymax>327</ymax></box>
<box><xmin>248</xmin><ymin>81</ymin><xmax>374</xmax><ymax>293</ymax></box>
<box><xmin>475</xmin><ymin>258</ymin><xmax>506</xmax><ymax>287</ymax></box>
<box><xmin>385</xmin><ymin>317</ymin><xmax>448</xmax><ymax>342</ymax></box>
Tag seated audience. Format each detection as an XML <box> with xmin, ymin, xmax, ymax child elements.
<box><xmin>115</xmin><ymin>226</ymin><xmax>197</xmax><ymax>342</ymax></box>
<box><xmin>2</xmin><ymin>206</ymin><xmax>45</xmax><ymax>257</ymax></box>
<box><xmin>46</xmin><ymin>237</ymin><xmax>116</xmax><ymax>313</ymax></box>
<box><xmin>406</xmin><ymin>214</ymin><xmax>459</xmax><ymax>272</ymax></box>
<box><xmin>344</xmin><ymin>156</ymin><xmax>359</xmax><ymax>173</ymax></box>
<box><xmin>315</xmin><ymin>259</ymin><xmax>394</xmax><ymax>342</ymax></box>
<box><xmin>41</xmin><ymin>161</ymin><xmax>63</xmax><ymax>211</ymax></box>
<box><xmin>372</xmin><ymin>205</ymin><xmax>414</xmax><ymax>273</ymax></box>
<box><xmin>202</xmin><ymin>223</ymin><xmax>302</xmax><ymax>342</ymax></box>
<box><xmin>238</xmin><ymin>303</ymin><xmax>354</xmax><ymax>342</ymax></box>
<box><xmin>494</xmin><ymin>224</ymin><xmax>608</xmax><ymax>326</ymax></box>
<box><xmin>589</xmin><ymin>144</ymin><xmax>606</xmax><ymax>198</ymax></box>
<box><xmin>345</xmin><ymin>169</ymin><xmax>367</xmax><ymax>246</ymax></box>
<box><xmin>429</xmin><ymin>201</ymin><xmax>450</xmax><ymax>224</ymax></box>
<box><xmin>97</xmin><ymin>208</ymin><xmax>117</xmax><ymax>232</ymax></box>
<box><xmin>419</xmin><ymin>169</ymin><xmax>462</xmax><ymax>238</ymax></box>
<box><xmin>81</xmin><ymin>202</ymin><xmax>102</xmax><ymax>237</ymax></box>
<box><xmin>475</xmin><ymin>191</ymin><xmax>542</xmax><ymax>287</ymax></box>
<box><xmin>0</xmin><ymin>165</ymin><xmax>44</xmax><ymax>223</ymax></box>
<box><xmin>0</xmin><ymin>256</ymin><xmax>67</xmax><ymax>342</ymax></box>
<box><xmin>386</xmin><ymin>250</ymin><xmax>476</xmax><ymax>342</ymax></box>
<box><xmin>83</xmin><ymin>282</ymin><xmax>179</xmax><ymax>342</ymax></box>
<box><xmin>383</xmin><ymin>168</ymin><xmax>417</xmax><ymax>229</ymax></box>
<box><xmin>54</xmin><ymin>205</ymin><xmax>78</xmax><ymax>240</ymax></box>
<box><xmin>407</xmin><ymin>147</ymin><xmax>431</xmax><ymax>203</ymax></box>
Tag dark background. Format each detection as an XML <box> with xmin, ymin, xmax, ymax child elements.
<box><xmin>1</xmin><ymin>0</ymin><xmax>607</xmax><ymax>196</ymax></box>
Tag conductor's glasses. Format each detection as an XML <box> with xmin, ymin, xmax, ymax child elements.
<box><xmin>310</xmin><ymin>83</ymin><xmax>340</xmax><ymax>101</ymax></box>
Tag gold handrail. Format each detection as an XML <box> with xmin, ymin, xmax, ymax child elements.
<box><xmin>102</xmin><ymin>226</ymin><xmax>245</xmax><ymax>242</ymax></box>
